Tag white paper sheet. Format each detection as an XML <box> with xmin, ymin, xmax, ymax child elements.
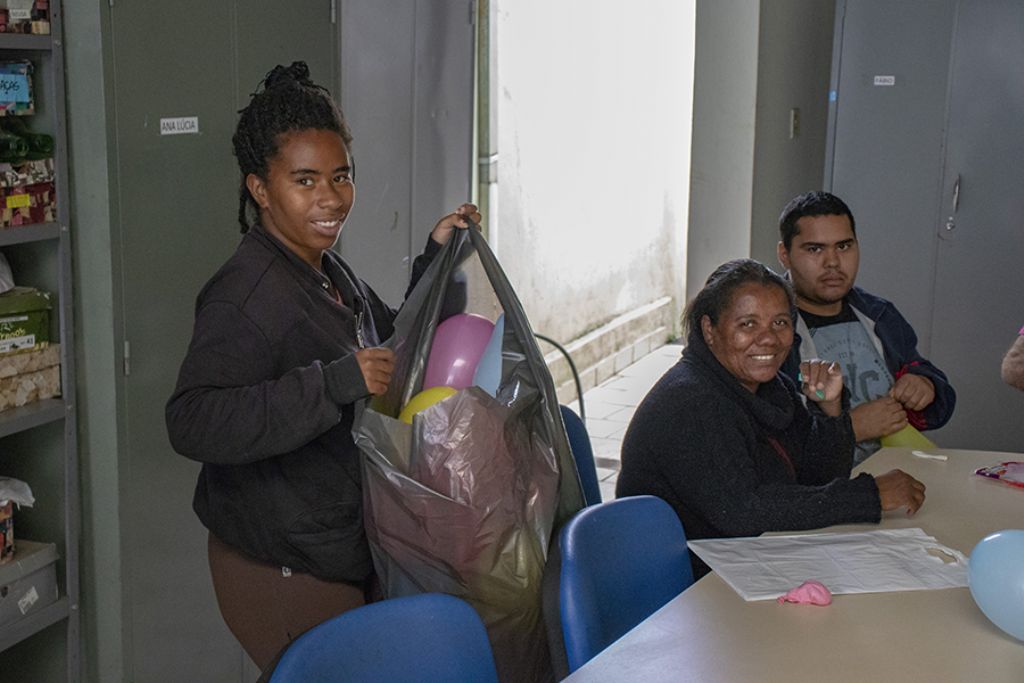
<box><xmin>688</xmin><ymin>528</ymin><xmax>968</xmax><ymax>601</ymax></box>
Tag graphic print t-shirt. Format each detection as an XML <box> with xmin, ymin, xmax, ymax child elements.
<box><xmin>800</xmin><ymin>302</ymin><xmax>893</xmax><ymax>464</ymax></box>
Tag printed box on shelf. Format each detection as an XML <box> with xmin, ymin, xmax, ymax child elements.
<box><xmin>0</xmin><ymin>158</ymin><xmax>54</xmax><ymax>187</ymax></box>
<box><xmin>0</xmin><ymin>341</ymin><xmax>57</xmax><ymax>374</ymax></box>
<box><xmin>0</xmin><ymin>179</ymin><xmax>53</xmax><ymax>227</ymax></box>
<box><xmin>0</xmin><ymin>287</ymin><xmax>51</xmax><ymax>354</ymax></box>
<box><xmin>0</xmin><ymin>539</ymin><xmax>58</xmax><ymax>626</ymax></box>
<box><xmin>0</xmin><ymin>344</ymin><xmax>59</xmax><ymax>411</ymax></box>
<box><xmin>0</xmin><ymin>61</ymin><xmax>33</xmax><ymax>116</ymax></box>
<box><xmin>0</xmin><ymin>1</ymin><xmax>49</xmax><ymax>35</ymax></box>
<box><xmin>0</xmin><ymin>157</ymin><xmax>55</xmax><ymax>228</ymax></box>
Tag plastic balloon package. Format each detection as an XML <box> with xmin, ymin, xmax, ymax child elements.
<box><xmin>974</xmin><ymin>461</ymin><xmax>1024</xmax><ymax>489</ymax></box>
<box><xmin>353</xmin><ymin>228</ymin><xmax>585</xmax><ymax>682</ymax></box>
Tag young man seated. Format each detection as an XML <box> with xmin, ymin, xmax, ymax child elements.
<box><xmin>777</xmin><ymin>191</ymin><xmax>956</xmax><ymax>464</ymax></box>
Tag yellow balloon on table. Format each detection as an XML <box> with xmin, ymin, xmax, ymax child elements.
<box><xmin>880</xmin><ymin>424</ymin><xmax>937</xmax><ymax>449</ymax></box>
<box><xmin>398</xmin><ymin>386</ymin><xmax>458</xmax><ymax>424</ymax></box>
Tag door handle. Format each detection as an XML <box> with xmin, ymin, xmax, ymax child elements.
<box><xmin>945</xmin><ymin>174</ymin><xmax>960</xmax><ymax>231</ymax></box>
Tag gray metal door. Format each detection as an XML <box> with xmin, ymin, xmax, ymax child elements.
<box><xmin>927</xmin><ymin>0</ymin><xmax>1024</xmax><ymax>450</ymax></box>
<box><xmin>827</xmin><ymin>0</ymin><xmax>957</xmax><ymax>349</ymax></box>
<box><xmin>829</xmin><ymin>0</ymin><xmax>1024</xmax><ymax>450</ymax></box>
<box><xmin>110</xmin><ymin>2</ymin><xmax>337</xmax><ymax>680</ymax></box>
<box><xmin>338</xmin><ymin>0</ymin><xmax>476</xmax><ymax>304</ymax></box>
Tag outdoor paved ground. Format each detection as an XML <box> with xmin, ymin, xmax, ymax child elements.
<box><xmin>565</xmin><ymin>342</ymin><xmax>683</xmax><ymax>502</ymax></box>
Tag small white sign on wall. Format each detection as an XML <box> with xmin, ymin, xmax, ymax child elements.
<box><xmin>160</xmin><ymin>117</ymin><xmax>200</xmax><ymax>135</ymax></box>
<box><xmin>873</xmin><ymin>75</ymin><xmax>896</xmax><ymax>87</ymax></box>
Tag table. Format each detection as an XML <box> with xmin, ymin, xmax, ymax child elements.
<box><xmin>566</xmin><ymin>448</ymin><xmax>1024</xmax><ymax>681</ymax></box>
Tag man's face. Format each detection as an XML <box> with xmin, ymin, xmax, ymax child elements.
<box><xmin>777</xmin><ymin>213</ymin><xmax>859</xmax><ymax>315</ymax></box>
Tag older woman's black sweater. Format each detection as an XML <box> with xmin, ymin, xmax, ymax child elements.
<box><xmin>616</xmin><ymin>333</ymin><xmax>881</xmax><ymax>578</ymax></box>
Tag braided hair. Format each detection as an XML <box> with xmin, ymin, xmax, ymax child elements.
<box><xmin>232</xmin><ymin>62</ymin><xmax>353</xmax><ymax>233</ymax></box>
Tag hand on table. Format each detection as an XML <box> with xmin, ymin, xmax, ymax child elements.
<box><xmin>851</xmin><ymin>397</ymin><xmax>908</xmax><ymax>441</ymax></box>
<box><xmin>356</xmin><ymin>347</ymin><xmax>395</xmax><ymax>395</ymax></box>
<box><xmin>874</xmin><ymin>469</ymin><xmax>926</xmax><ymax>515</ymax></box>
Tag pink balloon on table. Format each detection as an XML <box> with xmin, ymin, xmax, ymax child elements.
<box><xmin>423</xmin><ymin>313</ymin><xmax>495</xmax><ymax>390</ymax></box>
<box><xmin>776</xmin><ymin>580</ymin><xmax>832</xmax><ymax>606</ymax></box>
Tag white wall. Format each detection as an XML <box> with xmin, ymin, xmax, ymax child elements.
<box><xmin>686</xmin><ymin>1</ymin><xmax>760</xmax><ymax>298</ymax></box>
<box><xmin>751</xmin><ymin>0</ymin><xmax>836</xmax><ymax>268</ymax></box>
<box><xmin>686</xmin><ymin>0</ymin><xmax>835</xmax><ymax>297</ymax></box>
<box><xmin>494</xmin><ymin>0</ymin><xmax>696</xmax><ymax>344</ymax></box>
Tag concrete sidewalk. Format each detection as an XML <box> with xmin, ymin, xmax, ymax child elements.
<box><xmin>565</xmin><ymin>342</ymin><xmax>683</xmax><ymax>502</ymax></box>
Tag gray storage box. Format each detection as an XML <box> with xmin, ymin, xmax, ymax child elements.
<box><xmin>0</xmin><ymin>539</ymin><xmax>58</xmax><ymax>626</ymax></box>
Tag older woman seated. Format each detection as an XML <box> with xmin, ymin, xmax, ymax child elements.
<box><xmin>616</xmin><ymin>259</ymin><xmax>925</xmax><ymax>578</ymax></box>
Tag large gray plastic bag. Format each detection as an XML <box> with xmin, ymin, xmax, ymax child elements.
<box><xmin>353</xmin><ymin>227</ymin><xmax>585</xmax><ymax>682</ymax></box>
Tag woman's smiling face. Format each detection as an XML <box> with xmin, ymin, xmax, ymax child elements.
<box><xmin>246</xmin><ymin>128</ymin><xmax>354</xmax><ymax>270</ymax></box>
<box><xmin>702</xmin><ymin>282</ymin><xmax>795</xmax><ymax>393</ymax></box>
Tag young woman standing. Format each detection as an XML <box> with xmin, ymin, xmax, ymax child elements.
<box><xmin>166</xmin><ymin>62</ymin><xmax>478</xmax><ymax>671</ymax></box>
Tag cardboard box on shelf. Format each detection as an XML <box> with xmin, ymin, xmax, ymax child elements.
<box><xmin>0</xmin><ymin>342</ymin><xmax>56</xmax><ymax>376</ymax></box>
<box><xmin>0</xmin><ymin>540</ymin><xmax>58</xmax><ymax>626</ymax></box>
<box><xmin>0</xmin><ymin>179</ymin><xmax>54</xmax><ymax>227</ymax></box>
<box><xmin>0</xmin><ymin>61</ymin><xmax>33</xmax><ymax>116</ymax></box>
<box><xmin>0</xmin><ymin>287</ymin><xmax>51</xmax><ymax>354</ymax></box>
<box><xmin>0</xmin><ymin>158</ymin><xmax>54</xmax><ymax>188</ymax></box>
<box><xmin>0</xmin><ymin>346</ymin><xmax>59</xmax><ymax>411</ymax></box>
<box><xmin>0</xmin><ymin>158</ymin><xmax>56</xmax><ymax>228</ymax></box>
<box><xmin>0</xmin><ymin>1</ymin><xmax>49</xmax><ymax>35</ymax></box>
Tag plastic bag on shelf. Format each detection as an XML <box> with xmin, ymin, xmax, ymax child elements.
<box><xmin>1</xmin><ymin>475</ymin><xmax>34</xmax><ymax>563</ymax></box>
<box><xmin>0</xmin><ymin>476</ymin><xmax>34</xmax><ymax>508</ymax></box>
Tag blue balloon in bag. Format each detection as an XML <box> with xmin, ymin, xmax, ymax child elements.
<box><xmin>968</xmin><ymin>529</ymin><xmax>1024</xmax><ymax>641</ymax></box>
<box><xmin>472</xmin><ymin>313</ymin><xmax>504</xmax><ymax>396</ymax></box>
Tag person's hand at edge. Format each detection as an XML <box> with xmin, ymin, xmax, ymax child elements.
<box><xmin>355</xmin><ymin>347</ymin><xmax>394</xmax><ymax>396</ymax></box>
<box><xmin>430</xmin><ymin>203</ymin><xmax>482</xmax><ymax>245</ymax></box>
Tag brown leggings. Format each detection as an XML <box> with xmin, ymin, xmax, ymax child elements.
<box><xmin>207</xmin><ymin>532</ymin><xmax>366</xmax><ymax>672</ymax></box>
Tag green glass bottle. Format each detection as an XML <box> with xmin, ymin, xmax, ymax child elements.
<box><xmin>0</xmin><ymin>127</ymin><xmax>28</xmax><ymax>163</ymax></box>
<box><xmin>0</xmin><ymin>117</ymin><xmax>52</xmax><ymax>162</ymax></box>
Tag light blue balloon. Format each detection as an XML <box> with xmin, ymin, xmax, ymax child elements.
<box><xmin>968</xmin><ymin>529</ymin><xmax>1024</xmax><ymax>641</ymax></box>
<box><xmin>472</xmin><ymin>313</ymin><xmax>504</xmax><ymax>396</ymax></box>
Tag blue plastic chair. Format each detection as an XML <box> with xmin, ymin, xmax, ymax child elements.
<box><xmin>560</xmin><ymin>405</ymin><xmax>602</xmax><ymax>507</ymax></box>
<box><xmin>268</xmin><ymin>593</ymin><xmax>498</xmax><ymax>683</ymax></box>
<box><xmin>559</xmin><ymin>495</ymin><xmax>694</xmax><ymax>672</ymax></box>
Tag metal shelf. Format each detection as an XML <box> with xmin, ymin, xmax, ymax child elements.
<box><xmin>0</xmin><ymin>597</ymin><xmax>69</xmax><ymax>653</ymax></box>
<box><xmin>0</xmin><ymin>2</ymin><xmax>79</xmax><ymax>678</ymax></box>
<box><xmin>0</xmin><ymin>223</ymin><xmax>62</xmax><ymax>247</ymax></box>
<box><xmin>0</xmin><ymin>398</ymin><xmax>66</xmax><ymax>438</ymax></box>
<box><xmin>0</xmin><ymin>33</ymin><xmax>52</xmax><ymax>52</ymax></box>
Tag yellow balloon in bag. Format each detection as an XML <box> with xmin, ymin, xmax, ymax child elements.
<box><xmin>398</xmin><ymin>386</ymin><xmax>458</xmax><ymax>424</ymax></box>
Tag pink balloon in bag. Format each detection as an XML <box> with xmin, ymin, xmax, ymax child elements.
<box><xmin>423</xmin><ymin>313</ymin><xmax>495</xmax><ymax>390</ymax></box>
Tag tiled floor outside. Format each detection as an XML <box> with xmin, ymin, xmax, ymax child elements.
<box><xmin>565</xmin><ymin>342</ymin><xmax>683</xmax><ymax>502</ymax></box>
